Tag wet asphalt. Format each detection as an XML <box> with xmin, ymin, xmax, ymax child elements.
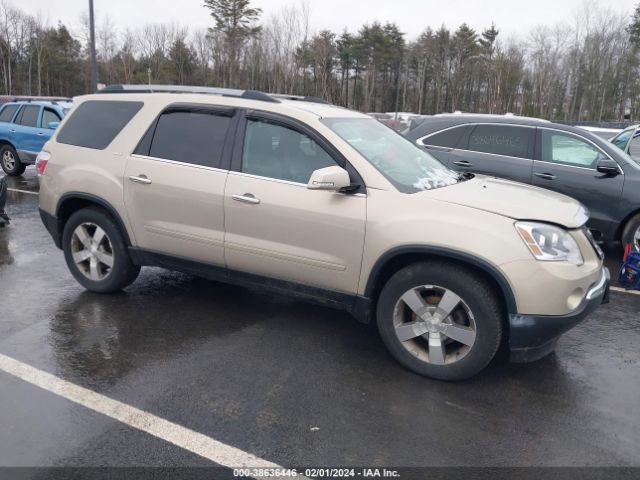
<box><xmin>0</xmin><ymin>168</ymin><xmax>639</xmax><ymax>468</ymax></box>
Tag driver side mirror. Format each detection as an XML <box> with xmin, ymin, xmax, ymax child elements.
<box><xmin>307</xmin><ymin>166</ymin><xmax>351</xmax><ymax>191</ymax></box>
<box><xmin>596</xmin><ymin>159</ymin><xmax>620</xmax><ymax>176</ymax></box>
<box><xmin>47</xmin><ymin>121</ymin><xmax>60</xmax><ymax>130</ymax></box>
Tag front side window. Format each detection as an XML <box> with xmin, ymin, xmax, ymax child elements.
<box><xmin>0</xmin><ymin>105</ymin><xmax>18</xmax><ymax>123</ymax></box>
<box><xmin>541</xmin><ymin>130</ymin><xmax>606</xmax><ymax>168</ymax></box>
<box><xmin>16</xmin><ymin>106</ymin><xmax>40</xmax><ymax>127</ymax></box>
<box><xmin>148</xmin><ymin>110</ymin><xmax>231</xmax><ymax>168</ymax></box>
<box><xmin>242</xmin><ymin>119</ymin><xmax>337</xmax><ymax>184</ymax></box>
<box><xmin>322</xmin><ymin>117</ymin><xmax>462</xmax><ymax>193</ymax></box>
<box><xmin>467</xmin><ymin>124</ymin><xmax>533</xmax><ymax>159</ymax></box>
<box><xmin>42</xmin><ymin>109</ymin><xmax>61</xmax><ymax>128</ymax></box>
<box><xmin>57</xmin><ymin>100</ymin><xmax>143</xmax><ymax>150</ymax></box>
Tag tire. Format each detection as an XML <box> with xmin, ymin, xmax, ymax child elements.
<box><xmin>62</xmin><ymin>207</ymin><xmax>140</xmax><ymax>293</ymax></box>
<box><xmin>621</xmin><ymin>213</ymin><xmax>640</xmax><ymax>252</ymax></box>
<box><xmin>376</xmin><ymin>261</ymin><xmax>503</xmax><ymax>381</ymax></box>
<box><xmin>0</xmin><ymin>145</ymin><xmax>26</xmax><ymax>176</ymax></box>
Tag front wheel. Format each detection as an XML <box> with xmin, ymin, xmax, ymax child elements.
<box><xmin>0</xmin><ymin>145</ymin><xmax>26</xmax><ymax>176</ymax></box>
<box><xmin>62</xmin><ymin>208</ymin><xmax>140</xmax><ymax>293</ymax></box>
<box><xmin>376</xmin><ymin>261</ymin><xmax>504</xmax><ymax>381</ymax></box>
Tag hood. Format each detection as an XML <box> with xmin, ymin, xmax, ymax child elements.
<box><xmin>422</xmin><ymin>176</ymin><xmax>589</xmax><ymax>229</ymax></box>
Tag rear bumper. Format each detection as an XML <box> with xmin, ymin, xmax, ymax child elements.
<box><xmin>509</xmin><ymin>267</ymin><xmax>610</xmax><ymax>363</ymax></box>
<box><xmin>39</xmin><ymin>208</ymin><xmax>61</xmax><ymax>248</ymax></box>
<box><xmin>17</xmin><ymin>150</ymin><xmax>38</xmax><ymax>165</ymax></box>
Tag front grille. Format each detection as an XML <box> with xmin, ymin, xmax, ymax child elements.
<box><xmin>583</xmin><ymin>227</ymin><xmax>605</xmax><ymax>260</ymax></box>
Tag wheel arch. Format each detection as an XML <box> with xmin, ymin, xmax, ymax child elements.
<box><xmin>615</xmin><ymin>208</ymin><xmax>640</xmax><ymax>242</ymax></box>
<box><xmin>56</xmin><ymin>193</ymin><xmax>132</xmax><ymax>248</ymax></box>
<box><xmin>0</xmin><ymin>139</ymin><xmax>17</xmax><ymax>150</ymax></box>
<box><xmin>364</xmin><ymin>245</ymin><xmax>518</xmax><ymax>317</ymax></box>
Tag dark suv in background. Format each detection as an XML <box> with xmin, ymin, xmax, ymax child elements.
<box><xmin>405</xmin><ymin>114</ymin><xmax>640</xmax><ymax>250</ymax></box>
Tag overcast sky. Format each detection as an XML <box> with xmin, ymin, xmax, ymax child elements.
<box><xmin>17</xmin><ymin>0</ymin><xmax>639</xmax><ymax>40</ymax></box>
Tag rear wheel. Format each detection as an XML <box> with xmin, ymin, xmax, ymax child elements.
<box><xmin>376</xmin><ymin>261</ymin><xmax>503</xmax><ymax>381</ymax></box>
<box><xmin>0</xmin><ymin>145</ymin><xmax>25</xmax><ymax>176</ymax></box>
<box><xmin>62</xmin><ymin>208</ymin><xmax>140</xmax><ymax>293</ymax></box>
<box><xmin>622</xmin><ymin>213</ymin><xmax>640</xmax><ymax>252</ymax></box>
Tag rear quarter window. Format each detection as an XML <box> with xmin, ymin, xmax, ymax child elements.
<box><xmin>57</xmin><ymin>100</ymin><xmax>143</xmax><ymax>150</ymax></box>
<box><xmin>421</xmin><ymin>125</ymin><xmax>470</xmax><ymax>148</ymax></box>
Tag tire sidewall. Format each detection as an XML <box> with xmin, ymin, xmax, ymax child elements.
<box><xmin>622</xmin><ymin>215</ymin><xmax>640</xmax><ymax>250</ymax></box>
<box><xmin>62</xmin><ymin>208</ymin><xmax>138</xmax><ymax>293</ymax></box>
<box><xmin>377</xmin><ymin>263</ymin><xmax>503</xmax><ymax>381</ymax></box>
<box><xmin>0</xmin><ymin>145</ymin><xmax>24</xmax><ymax>176</ymax></box>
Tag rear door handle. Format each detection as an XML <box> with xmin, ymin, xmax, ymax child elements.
<box><xmin>535</xmin><ymin>173</ymin><xmax>556</xmax><ymax>180</ymax></box>
<box><xmin>453</xmin><ymin>160</ymin><xmax>472</xmax><ymax>167</ymax></box>
<box><xmin>232</xmin><ymin>193</ymin><xmax>260</xmax><ymax>205</ymax></box>
<box><xmin>129</xmin><ymin>174</ymin><xmax>152</xmax><ymax>185</ymax></box>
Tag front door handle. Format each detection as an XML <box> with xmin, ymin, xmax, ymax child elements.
<box><xmin>453</xmin><ymin>160</ymin><xmax>472</xmax><ymax>167</ymax></box>
<box><xmin>232</xmin><ymin>193</ymin><xmax>260</xmax><ymax>205</ymax></box>
<box><xmin>535</xmin><ymin>173</ymin><xmax>557</xmax><ymax>180</ymax></box>
<box><xmin>129</xmin><ymin>174</ymin><xmax>152</xmax><ymax>185</ymax></box>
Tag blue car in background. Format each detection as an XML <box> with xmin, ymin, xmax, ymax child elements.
<box><xmin>0</xmin><ymin>101</ymin><xmax>71</xmax><ymax>176</ymax></box>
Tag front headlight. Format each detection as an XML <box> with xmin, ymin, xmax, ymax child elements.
<box><xmin>515</xmin><ymin>221</ymin><xmax>583</xmax><ymax>265</ymax></box>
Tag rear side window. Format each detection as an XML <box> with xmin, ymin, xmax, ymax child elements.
<box><xmin>57</xmin><ymin>100</ymin><xmax>143</xmax><ymax>150</ymax></box>
<box><xmin>422</xmin><ymin>125</ymin><xmax>469</xmax><ymax>148</ymax></box>
<box><xmin>0</xmin><ymin>105</ymin><xmax>18</xmax><ymax>122</ymax></box>
<box><xmin>466</xmin><ymin>125</ymin><xmax>533</xmax><ymax>159</ymax></box>
<box><xmin>148</xmin><ymin>110</ymin><xmax>231</xmax><ymax>168</ymax></box>
<box><xmin>16</xmin><ymin>105</ymin><xmax>40</xmax><ymax>127</ymax></box>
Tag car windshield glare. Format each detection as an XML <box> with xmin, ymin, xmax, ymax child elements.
<box><xmin>322</xmin><ymin>118</ymin><xmax>463</xmax><ymax>193</ymax></box>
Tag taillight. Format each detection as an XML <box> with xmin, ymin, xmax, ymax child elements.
<box><xmin>36</xmin><ymin>151</ymin><xmax>50</xmax><ymax>175</ymax></box>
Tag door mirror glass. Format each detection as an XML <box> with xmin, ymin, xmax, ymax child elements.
<box><xmin>307</xmin><ymin>166</ymin><xmax>350</xmax><ymax>191</ymax></box>
<box><xmin>596</xmin><ymin>159</ymin><xmax>620</xmax><ymax>175</ymax></box>
<box><xmin>47</xmin><ymin>121</ymin><xmax>60</xmax><ymax>130</ymax></box>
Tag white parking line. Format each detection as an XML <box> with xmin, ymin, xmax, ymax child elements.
<box><xmin>0</xmin><ymin>353</ymin><xmax>285</xmax><ymax>472</ymax></box>
<box><xmin>610</xmin><ymin>286</ymin><xmax>640</xmax><ymax>296</ymax></box>
<box><xmin>7</xmin><ymin>188</ymin><xmax>39</xmax><ymax>195</ymax></box>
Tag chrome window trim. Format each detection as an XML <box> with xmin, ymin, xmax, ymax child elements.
<box><xmin>130</xmin><ymin>154</ymin><xmax>229</xmax><ymax>173</ymax></box>
<box><xmin>417</xmin><ymin>122</ymin><xmax>536</xmax><ymax>161</ymax></box>
<box><xmin>417</xmin><ymin>122</ymin><xmax>624</xmax><ymax>175</ymax></box>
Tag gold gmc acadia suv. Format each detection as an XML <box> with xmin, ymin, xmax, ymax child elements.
<box><xmin>37</xmin><ymin>85</ymin><xmax>610</xmax><ymax>380</ymax></box>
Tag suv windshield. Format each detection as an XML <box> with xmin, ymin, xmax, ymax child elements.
<box><xmin>322</xmin><ymin>118</ymin><xmax>466</xmax><ymax>193</ymax></box>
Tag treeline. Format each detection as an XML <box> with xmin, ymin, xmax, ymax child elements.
<box><xmin>2</xmin><ymin>0</ymin><xmax>640</xmax><ymax>120</ymax></box>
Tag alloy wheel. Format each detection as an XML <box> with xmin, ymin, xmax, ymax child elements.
<box><xmin>2</xmin><ymin>150</ymin><xmax>15</xmax><ymax>170</ymax></box>
<box><xmin>392</xmin><ymin>285</ymin><xmax>477</xmax><ymax>365</ymax></box>
<box><xmin>634</xmin><ymin>226</ymin><xmax>640</xmax><ymax>251</ymax></box>
<box><xmin>70</xmin><ymin>222</ymin><xmax>114</xmax><ymax>281</ymax></box>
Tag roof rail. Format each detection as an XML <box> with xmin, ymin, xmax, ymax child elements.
<box><xmin>97</xmin><ymin>84</ymin><xmax>280</xmax><ymax>103</ymax></box>
<box><xmin>270</xmin><ymin>94</ymin><xmax>331</xmax><ymax>105</ymax></box>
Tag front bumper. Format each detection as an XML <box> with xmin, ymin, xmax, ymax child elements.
<box><xmin>509</xmin><ymin>267</ymin><xmax>610</xmax><ymax>363</ymax></box>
